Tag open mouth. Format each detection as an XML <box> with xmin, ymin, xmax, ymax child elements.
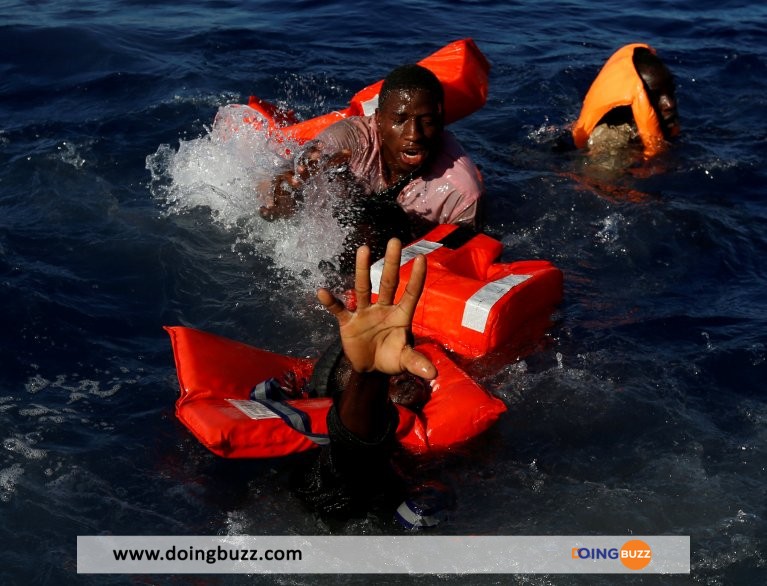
<box><xmin>400</xmin><ymin>147</ymin><xmax>427</xmax><ymax>168</ymax></box>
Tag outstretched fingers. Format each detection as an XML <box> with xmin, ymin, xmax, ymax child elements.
<box><xmin>396</xmin><ymin>253</ymin><xmax>426</xmax><ymax>318</ymax></box>
<box><xmin>353</xmin><ymin>245</ymin><xmax>372</xmax><ymax>310</ymax></box>
<box><xmin>317</xmin><ymin>288</ymin><xmax>350</xmax><ymax>326</ymax></box>
<box><xmin>377</xmin><ymin>238</ymin><xmax>403</xmax><ymax>306</ymax></box>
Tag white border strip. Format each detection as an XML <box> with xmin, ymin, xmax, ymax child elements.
<box><xmin>360</xmin><ymin>95</ymin><xmax>379</xmax><ymax>116</ymax></box>
<box><xmin>370</xmin><ymin>240</ymin><xmax>442</xmax><ymax>295</ymax></box>
<box><xmin>78</xmin><ymin>535</ymin><xmax>690</xmax><ymax>574</ymax></box>
<box><xmin>461</xmin><ymin>273</ymin><xmax>532</xmax><ymax>332</ymax></box>
<box><xmin>226</xmin><ymin>399</ymin><xmax>279</xmax><ymax>420</ymax></box>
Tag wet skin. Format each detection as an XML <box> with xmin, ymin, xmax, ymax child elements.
<box><xmin>260</xmin><ymin>89</ymin><xmax>444</xmax><ymax>221</ymax></box>
<box><xmin>375</xmin><ymin>88</ymin><xmax>444</xmax><ymax>185</ymax></box>
<box><xmin>637</xmin><ymin>62</ymin><xmax>679</xmax><ymax>139</ymax></box>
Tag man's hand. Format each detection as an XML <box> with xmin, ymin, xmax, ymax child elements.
<box><xmin>259</xmin><ymin>170</ymin><xmax>301</xmax><ymax>221</ymax></box>
<box><xmin>316</xmin><ymin>238</ymin><xmax>436</xmax><ymax>381</ymax></box>
<box><xmin>259</xmin><ymin>146</ymin><xmax>352</xmax><ymax>222</ymax></box>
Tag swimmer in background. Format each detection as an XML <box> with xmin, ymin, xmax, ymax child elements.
<box><xmin>569</xmin><ymin>43</ymin><xmax>680</xmax><ymax>159</ymax></box>
<box><xmin>259</xmin><ymin>64</ymin><xmax>484</xmax><ymax>272</ymax></box>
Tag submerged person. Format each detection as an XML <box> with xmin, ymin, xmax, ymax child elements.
<box><xmin>259</xmin><ymin>64</ymin><xmax>484</xmax><ymax>271</ymax></box>
<box><xmin>291</xmin><ymin>238</ymin><xmax>440</xmax><ymax>518</ymax></box>
<box><xmin>570</xmin><ymin>43</ymin><xmax>680</xmax><ymax>158</ymax></box>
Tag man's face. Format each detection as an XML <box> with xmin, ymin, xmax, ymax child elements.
<box><xmin>376</xmin><ymin>89</ymin><xmax>443</xmax><ymax>182</ymax></box>
<box><xmin>638</xmin><ymin>63</ymin><xmax>679</xmax><ymax>139</ymax></box>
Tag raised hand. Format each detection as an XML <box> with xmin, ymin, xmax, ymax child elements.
<box><xmin>317</xmin><ymin>238</ymin><xmax>436</xmax><ymax>381</ymax></box>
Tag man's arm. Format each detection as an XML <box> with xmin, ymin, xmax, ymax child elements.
<box><xmin>316</xmin><ymin>238</ymin><xmax>436</xmax><ymax>440</ymax></box>
<box><xmin>258</xmin><ymin>143</ymin><xmax>322</xmax><ymax>221</ymax></box>
<box><xmin>259</xmin><ymin>120</ymin><xmax>361</xmax><ymax>222</ymax></box>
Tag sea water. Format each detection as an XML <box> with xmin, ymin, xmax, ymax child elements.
<box><xmin>1</xmin><ymin>0</ymin><xmax>765</xmax><ymax>584</ymax></box>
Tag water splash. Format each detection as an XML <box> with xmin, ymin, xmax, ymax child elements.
<box><xmin>147</xmin><ymin>104</ymin><xmax>349</xmax><ymax>291</ymax></box>
<box><xmin>55</xmin><ymin>141</ymin><xmax>88</xmax><ymax>169</ymax></box>
<box><xmin>595</xmin><ymin>212</ymin><xmax>629</xmax><ymax>255</ymax></box>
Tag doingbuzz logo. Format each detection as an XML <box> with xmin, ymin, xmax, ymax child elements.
<box><xmin>571</xmin><ymin>539</ymin><xmax>653</xmax><ymax>571</ymax></box>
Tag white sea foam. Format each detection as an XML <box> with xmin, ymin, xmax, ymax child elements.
<box><xmin>595</xmin><ymin>212</ymin><xmax>629</xmax><ymax>254</ymax></box>
<box><xmin>3</xmin><ymin>436</ymin><xmax>46</xmax><ymax>460</ymax></box>
<box><xmin>25</xmin><ymin>374</ymin><xmax>50</xmax><ymax>394</ymax></box>
<box><xmin>0</xmin><ymin>396</ymin><xmax>15</xmax><ymax>413</ymax></box>
<box><xmin>147</xmin><ymin>104</ymin><xmax>349</xmax><ymax>291</ymax></box>
<box><xmin>223</xmin><ymin>510</ymin><xmax>248</xmax><ymax>536</ymax></box>
<box><xmin>23</xmin><ymin>373</ymin><xmax>124</xmax><ymax>403</ymax></box>
<box><xmin>18</xmin><ymin>404</ymin><xmax>55</xmax><ymax>417</ymax></box>
<box><xmin>55</xmin><ymin>140</ymin><xmax>88</xmax><ymax>169</ymax></box>
<box><xmin>0</xmin><ymin>463</ymin><xmax>24</xmax><ymax>502</ymax></box>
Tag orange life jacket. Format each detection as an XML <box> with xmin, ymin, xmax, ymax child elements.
<box><xmin>244</xmin><ymin>38</ymin><xmax>490</xmax><ymax>149</ymax></box>
<box><xmin>166</xmin><ymin>326</ymin><xmax>507</xmax><ymax>459</ymax></box>
<box><xmin>368</xmin><ymin>224</ymin><xmax>563</xmax><ymax>358</ymax></box>
<box><xmin>572</xmin><ymin>43</ymin><xmax>666</xmax><ymax>157</ymax></box>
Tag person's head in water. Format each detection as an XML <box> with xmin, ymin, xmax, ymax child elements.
<box><xmin>375</xmin><ymin>64</ymin><xmax>445</xmax><ymax>184</ymax></box>
<box><xmin>633</xmin><ymin>47</ymin><xmax>679</xmax><ymax>139</ymax></box>
<box><xmin>570</xmin><ymin>43</ymin><xmax>681</xmax><ymax>157</ymax></box>
<box><xmin>316</xmin><ymin>344</ymin><xmax>432</xmax><ymax>411</ymax></box>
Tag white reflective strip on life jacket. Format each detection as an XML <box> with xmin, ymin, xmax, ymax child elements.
<box><xmin>227</xmin><ymin>399</ymin><xmax>280</xmax><ymax>420</ymax></box>
<box><xmin>461</xmin><ymin>274</ymin><xmax>532</xmax><ymax>333</ymax></box>
<box><xmin>260</xmin><ymin>399</ymin><xmax>311</xmax><ymax>432</ymax></box>
<box><xmin>230</xmin><ymin>400</ymin><xmax>330</xmax><ymax>446</ymax></box>
<box><xmin>361</xmin><ymin>95</ymin><xmax>379</xmax><ymax>116</ymax></box>
<box><xmin>395</xmin><ymin>499</ymin><xmax>445</xmax><ymax>529</ymax></box>
<box><xmin>370</xmin><ymin>240</ymin><xmax>443</xmax><ymax>295</ymax></box>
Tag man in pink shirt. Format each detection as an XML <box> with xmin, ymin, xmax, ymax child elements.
<box><xmin>260</xmin><ymin>64</ymin><xmax>484</xmax><ymax>268</ymax></box>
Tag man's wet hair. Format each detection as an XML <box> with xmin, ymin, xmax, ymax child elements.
<box><xmin>379</xmin><ymin>64</ymin><xmax>444</xmax><ymax>108</ymax></box>
<box><xmin>632</xmin><ymin>47</ymin><xmax>669</xmax><ymax>77</ymax></box>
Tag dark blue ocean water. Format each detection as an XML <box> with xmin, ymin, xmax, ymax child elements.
<box><xmin>1</xmin><ymin>0</ymin><xmax>765</xmax><ymax>583</ymax></box>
